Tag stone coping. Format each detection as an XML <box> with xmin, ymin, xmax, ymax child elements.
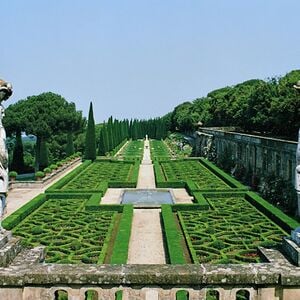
<box><xmin>200</xmin><ymin>128</ymin><xmax>297</xmax><ymax>144</ymax></box>
<box><xmin>0</xmin><ymin>245</ymin><xmax>298</xmax><ymax>287</ymax></box>
<box><xmin>0</xmin><ymin>259</ymin><xmax>300</xmax><ymax>286</ymax></box>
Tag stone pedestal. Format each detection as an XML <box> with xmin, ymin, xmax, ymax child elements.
<box><xmin>282</xmin><ymin>237</ymin><xmax>300</xmax><ymax>266</ymax></box>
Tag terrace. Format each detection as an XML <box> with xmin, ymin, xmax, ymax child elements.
<box><xmin>1</xmin><ymin>139</ymin><xmax>300</xmax><ymax>299</ymax></box>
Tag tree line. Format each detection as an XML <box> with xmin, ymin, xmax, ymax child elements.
<box><xmin>167</xmin><ymin>70</ymin><xmax>300</xmax><ymax>139</ymax></box>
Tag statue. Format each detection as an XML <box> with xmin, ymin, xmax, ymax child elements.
<box><xmin>0</xmin><ymin>79</ymin><xmax>13</xmax><ymax>230</ymax></box>
<box><xmin>296</xmin><ymin>129</ymin><xmax>300</xmax><ymax>216</ymax></box>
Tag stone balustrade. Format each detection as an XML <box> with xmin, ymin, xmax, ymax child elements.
<box><xmin>0</xmin><ymin>243</ymin><xmax>299</xmax><ymax>300</ymax></box>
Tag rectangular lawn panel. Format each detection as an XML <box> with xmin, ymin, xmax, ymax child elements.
<box><xmin>13</xmin><ymin>198</ymin><xmax>117</xmax><ymax>264</ymax></box>
<box><xmin>60</xmin><ymin>160</ymin><xmax>136</xmax><ymax>191</ymax></box>
<box><xmin>121</xmin><ymin>140</ymin><xmax>144</xmax><ymax>159</ymax></box>
<box><xmin>159</xmin><ymin>160</ymin><xmax>229</xmax><ymax>189</ymax></box>
<box><xmin>150</xmin><ymin>140</ymin><xmax>171</xmax><ymax>160</ymax></box>
<box><xmin>178</xmin><ymin>195</ymin><xmax>287</xmax><ymax>264</ymax></box>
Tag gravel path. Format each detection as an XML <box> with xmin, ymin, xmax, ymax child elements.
<box><xmin>127</xmin><ymin>209</ymin><xmax>166</xmax><ymax>264</ymax></box>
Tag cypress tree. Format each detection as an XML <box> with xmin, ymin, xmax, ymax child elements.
<box><xmin>98</xmin><ymin>129</ymin><xmax>105</xmax><ymax>156</ymax></box>
<box><xmin>84</xmin><ymin>102</ymin><xmax>96</xmax><ymax>160</ymax></box>
<box><xmin>39</xmin><ymin>138</ymin><xmax>49</xmax><ymax>170</ymax></box>
<box><xmin>66</xmin><ymin>132</ymin><xmax>75</xmax><ymax>156</ymax></box>
<box><xmin>11</xmin><ymin>130</ymin><xmax>25</xmax><ymax>173</ymax></box>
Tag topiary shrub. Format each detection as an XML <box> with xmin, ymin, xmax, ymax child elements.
<box><xmin>43</xmin><ymin>167</ymin><xmax>51</xmax><ymax>174</ymax></box>
<box><xmin>49</xmin><ymin>164</ymin><xmax>58</xmax><ymax>171</ymax></box>
<box><xmin>35</xmin><ymin>171</ymin><xmax>45</xmax><ymax>179</ymax></box>
<box><xmin>9</xmin><ymin>171</ymin><xmax>18</xmax><ymax>178</ymax></box>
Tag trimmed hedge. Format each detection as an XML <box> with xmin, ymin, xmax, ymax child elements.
<box><xmin>85</xmin><ymin>204</ymin><xmax>124</xmax><ymax>212</ymax></box>
<box><xmin>171</xmin><ymin>204</ymin><xmax>207</xmax><ymax>211</ymax></box>
<box><xmin>245</xmin><ymin>191</ymin><xmax>300</xmax><ymax>231</ymax></box>
<box><xmin>156</xmin><ymin>181</ymin><xmax>186</xmax><ymax>188</ymax></box>
<box><xmin>2</xmin><ymin>193</ymin><xmax>47</xmax><ymax>230</ymax></box>
<box><xmin>85</xmin><ymin>193</ymin><xmax>103</xmax><ymax>208</ymax></box>
<box><xmin>176</xmin><ymin>290</ymin><xmax>189</xmax><ymax>300</ymax></box>
<box><xmin>45</xmin><ymin>160</ymin><xmax>91</xmax><ymax>192</ymax></box>
<box><xmin>110</xmin><ymin>205</ymin><xmax>133</xmax><ymax>264</ymax></box>
<box><xmin>192</xmin><ymin>192</ymin><xmax>210</xmax><ymax>209</ymax></box>
<box><xmin>199</xmin><ymin>158</ymin><xmax>247</xmax><ymax>189</ymax></box>
<box><xmin>161</xmin><ymin>205</ymin><xmax>186</xmax><ymax>264</ymax></box>
<box><xmin>115</xmin><ymin>290</ymin><xmax>123</xmax><ymax>300</ymax></box>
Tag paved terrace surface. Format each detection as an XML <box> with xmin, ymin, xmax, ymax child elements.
<box><xmin>5</xmin><ymin>161</ymin><xmax>81</xmax><ymax>217</ymax></box>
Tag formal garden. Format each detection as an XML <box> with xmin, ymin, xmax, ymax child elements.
<box><xmin>3</xmin><ymin>138</ymin><xmax>299</xmax><ymax>271</ymax></box>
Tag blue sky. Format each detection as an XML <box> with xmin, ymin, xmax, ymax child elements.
<box><xmin>1</xmin><ymin>1</ymin><xmax>300</xmax><ymax>123</ymax></box>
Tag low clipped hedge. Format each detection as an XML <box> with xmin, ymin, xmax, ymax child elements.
<box><xmin>3</xmin><ymin>193</ymin><xmax>46</xmax><ymax>230</ymax></box>
<box><xmin>171</xmin><ymin>204</ymin><xmax>207</xmax><ymax>211</ymax></box>
<box><xmin>199</xmin><ymin>158</ymin><xmax>247</xmax><ymax>189</ymax></box>
<box><xmin>115</xmin><ymin>290</ymin><xmax>123</xmax><ymax>300</ymax></box>
<box><xmin>192</xmin><ymin>192</ymin><xmax>210</xmax><ymax>209</ymax></box>
<box><xmin>161</xmin><ymin>205</ymin><xmax>186</xmax><ymax>264</ymax></box>
<box><xmin>245</xmin><ymin>191</ymin><xmax>300</xmax><ymax>231</ymax></box>
<box><xmin>46</xmin><ymin>160</ymin><xmax>91</xmax><ymax>192</ymax></box>
<box><xmin>110</xmin><ymin>205</ymin><xmax>133</xmax><ymax>264</ymax></box>
<box><xmin>85</xmin><ymin>193</ymin><xmax>103</xmax><ymax>208</ymax></box>
<box><xmin>157</xmin><ymin>181</ymin><xmax>186</xmax><ymax>188</ymax></box>
<box><xmin>176</xmin><ymin>290</ymin><xmax>189</xmax><ymax>300</ymax></box>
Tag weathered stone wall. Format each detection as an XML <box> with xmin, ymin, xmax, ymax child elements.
<box><xmin>0</xmin><ymin>244</ymin><xmax>299</xmax><ymax>299</ymax></box>
<box><xmin>195</xmin><ymin>128</ymin><xmax>297</xmax><ymax>186</ymax></box>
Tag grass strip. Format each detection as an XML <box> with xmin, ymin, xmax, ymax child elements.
<box><xmin>161</xmin><ymin>205</ymin><xmax>186</xmax><ymax>264</ymax></box>
<box><xmin>110</xmin><ymin>205</ymin><xmax>133</xmax><ymax>264</ymax></box>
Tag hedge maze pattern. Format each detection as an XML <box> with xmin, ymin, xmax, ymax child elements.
<box><xmin>121</xmin><ymin>140</ymin><xmax>144</xmax><ymax>159</ymax></box>
<box><xmin>179</xmin><ymin>196</ymin><xmax>287</xmax><ymax>264</ymax></box>
<box><xmin>160</xmin><ymin>160</ymin><xmax>229</xmax><ymax>189</ymax></box>
<box><xmin>61</xmin><ymin>161</ymin><xmax>135</xmax><ymax>190</ymax></box>
<box><xmin>150</xmin><ymin>140</ymin><xmax>171</xmax><ymax>159</ymax></box>
<box><xmin>13</xmin><ymin>198</ymin><xmax>116</xmax><ymax>264</ymax></box>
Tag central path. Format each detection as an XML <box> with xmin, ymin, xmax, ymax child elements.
<box><xmin>136</xmin><ymin>139</ymin><xmax>155</xmax><ymax>189</ymax></box>
<box><xmin>127</xmin><ymin>138</ymin><xmax>166</xmax><ymax>264</ymax></box>
<box><xmin>127</xmin><ymin>209</ymin><xmax>166</xmax><ymax>264</ymax></box>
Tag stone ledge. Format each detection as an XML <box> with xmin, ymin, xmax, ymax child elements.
<box><xmin>0</xmin><ymin>262</ymin><xmax>298</xmax><ymax>286</ymax></box>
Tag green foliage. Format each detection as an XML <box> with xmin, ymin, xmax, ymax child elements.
<box><xmin>5</xmin><ymin>92</ymin><xmax>85</xmax><ymax>169</ymax></box>
<box><xmin>8</xmin><ymin>171</ymin><xmax>18</xmax><ymax>178</ymax></box>
<box><xmin>161</xmin><ymin>205</ymin><xmax>186</xmax><ymax>264</ymax></box>
<box><xmin>2</xmin><ymin>194</ymin><xmax>47</xmax><ymax>230</ymax></box>
<box><xmin>46</xmin><ymin>160</ymin><xmax>92</xmax><ymax>192</ymax></box>
<box><xmin>43</xmin><ymin>167</ymin><xmax>51</xmax><ymax>174</ymax></box>
<box><xmin>84</xmin><ymin>102</ymin><xmax>96</xmax><ymax>160</ymax></box>
<box><xmin>65</xmin><ymin>132</ymin><xmax>75</xmax><ymax>156</ymax></box>
<box><xmin>246</xmin><ymin>191</ymin><xmax>300</xmax><ymax>232</ymax></box>
<box><xmin>12</xmin><ymin>197</ymin><xmax>116</xmax><ymax>264</ymax></box>
<box><xmin>176</xmin><ymin>290</ymin><xmax>189</xmax><ymax>300</ymax></box>
<box><xmin>178</xmin><ymin>194</ymin><xmax>288</xmax><ymax>264</ymax></box>
<box><xmin>35</xmin><ymin>171</ymin><xmax>45</xmax><ymax>178</ymax></box>
<box><xmin>115</xmin><ymin>290</ymin><xmax>123</xmax><ymax>300</ymax></box>
<box><xmin>110</xmin><ymin>205</ymin><xmax>133</xmax><ymax>264</ymax></box>
<box><xmin>10</xmin><ymin>130</ymin><xmax>25</xmax><ymax>173</ymax></box>
<box><xmin>168</xmin><ymin>70</ymin><xmax>300</xmax><ymax>138</ymax></box>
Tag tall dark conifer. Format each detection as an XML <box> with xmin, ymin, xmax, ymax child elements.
<box><xmin>84</xmin><ymin>102</ymin><xmax>96</xmax><ymax>160</ymax></box>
